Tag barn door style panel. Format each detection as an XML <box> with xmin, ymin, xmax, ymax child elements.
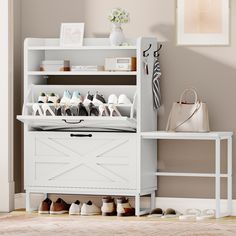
<box><xmin>26</xmin><ymin>132</ymin><xmax>137</xmax><ymax>190</ymax></box>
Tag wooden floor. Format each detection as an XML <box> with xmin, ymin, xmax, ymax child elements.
<box><xmin>0</xmin><ymin>211</ymin><xmax>236</xmax><ymax>236</ymax></box>
<box><xmin>4</xmin><ymin>210</ymin><xmax>236</xmax><ymax>222</ymax></box>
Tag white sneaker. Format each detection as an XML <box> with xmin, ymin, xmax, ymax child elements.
<box><xmin>81</xmin><ymin>201</ymin><xmax>101</xmax><ymax>216</ymax></box>
<box><xmin>108</xmin><ymin>94</ymin><xmax>118</xmax><ymax>104</ymax></box>
<box><xmin>69</xmin><ymin>200</ymin><xmax>82</xmax><ymax>215</ymax></box>
<box><xmin>118</xmin><ymin>94</ymin><xmax>132</xmax><ymax>105</ymax></box>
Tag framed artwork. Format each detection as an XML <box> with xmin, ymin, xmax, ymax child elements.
<box><xmin>60</xmin><ymin>23</ymin><xmax>85</xmax><ymax>47</ymax></box>
<box><xmin>177</xmin><ymin>0</ymin><xmax>230</xmax><ymax>45</ymax></box>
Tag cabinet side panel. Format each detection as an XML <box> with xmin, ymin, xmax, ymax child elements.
<box><xmin>137</xmin><ymin>37</ymin><xmax>158</xmax><ymax>132</ymax></box>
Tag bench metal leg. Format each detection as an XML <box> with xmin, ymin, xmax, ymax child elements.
<box><xmin>227</xmin><ymin>137</ymin><xmax>232</xmax><ymax>216</ymax></box>
<box><xmin>215</xmin><ymin>138</ymin><xmax>221</xmax><ymax>218</ymax></box>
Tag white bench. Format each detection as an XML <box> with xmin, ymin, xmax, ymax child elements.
<box><xmin>141</xmin><ymin>131</ymin><xmax>233</xmax><ymax>218</ymax></box>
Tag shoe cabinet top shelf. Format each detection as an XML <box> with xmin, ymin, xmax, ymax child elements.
<box><xmin>26</xmin><ymin>38</ymin><xmax>137</xmax><ymax>51</ymax></box>
<box><xmin>28</xmin><ymin>71</ymin><xmax>137</xmax><ymax>76</ymax></box>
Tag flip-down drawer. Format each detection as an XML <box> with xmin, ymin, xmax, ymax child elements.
<box><xmin>17</xmin><ymin>115</ymin><xmax>136</xmax><ymax>131</ymax></box>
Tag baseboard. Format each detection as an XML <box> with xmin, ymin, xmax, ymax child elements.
<box><xmin>14</xmin><ymin>193</ymin><xmax>236</xmax><ymax>216</ymax></box>
<box><xmin>0</xmin><ymin>181</ymin><xmax>15</xmax><ymax>212</ymax></box>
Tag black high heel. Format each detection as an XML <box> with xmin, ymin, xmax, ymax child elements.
<box><xmin>89</xmin><ymin>103</ymin><xmax>99</xmax><ymax>116</ymax></box>
<box><xmin>78</xmin><ymin>103</ymin><xmax>88</xmax><ymax>116</ymax></box>
<box><xmin>65</xmin><ymin>106</ymin><xmax>72</xmax><ymax>116</ymax></box>
<box><xmin>54</xmin><ymin>106</ymin><xmax>62</xmax><ymax>116</ymax></box>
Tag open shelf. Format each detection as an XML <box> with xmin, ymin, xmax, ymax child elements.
<box><xmin>28</xmin><ymin>71</ymin><xmax>137</xmax><ymax>76</ymax></box>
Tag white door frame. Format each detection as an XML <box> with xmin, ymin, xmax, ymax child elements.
<box><xmin>0</xmin><ymin>0</ymin><xmax>14</xmax><ymax>212</ymax></box>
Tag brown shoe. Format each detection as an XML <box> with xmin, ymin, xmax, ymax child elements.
<box><xmin>101</xmin><ymin>196</ymin><xmax>116</xmax><ymax>216</ymax></box>
<box><xmin>38</xmin><ymin>198</ymin><xmax>52</xmax><ymax>214</ymax></box>
<box><xmin>117</xmin><ymin>197</ymin><xmax>135</xmax><ymax>217</ymax></box>
<box><xmin>50</xmin><ymin>198</ymin><xmax>70</xmax><ymax>215</ymax></box>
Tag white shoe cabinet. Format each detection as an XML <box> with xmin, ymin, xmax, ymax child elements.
<box><xmin>17</xmin><ymin>37</ymin><xmax>159</xmax><ymax>216</ymax></box>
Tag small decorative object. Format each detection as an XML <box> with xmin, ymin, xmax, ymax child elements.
<box><xmin>105</xmin><ymin>57</ymin><xmax>136</xmax><ymax>71</ymax></box>
<box><xmin>60</xmin><ymin>23</ymin><xmax>85</xmax><ymax>47</ymax></box>
<box><xmin>177</xmin><ymin>0</ymin><xmax>230</xmax><ymax>45</ymax></box>
<box><xmin>108</xmin><ymin>8</ymin><xmax>129</xmax><ymax>46</ymax></box>
<box><xmin>40</xmin><ymin>60</ymin><xmax>70</xmax><ymax>71</ymax></box>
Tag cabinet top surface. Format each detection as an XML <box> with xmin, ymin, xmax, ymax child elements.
<box><xmin>25</xmin><ymin>38</ymin><xmax>138</xmax><ymax>50</ymax></box>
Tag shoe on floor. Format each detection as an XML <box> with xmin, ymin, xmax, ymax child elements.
<box><xmin>69</xmin><ymin>200</ymin><xmax>82</xmax><ymax>215</ymax></box>
<box><xmin>179</xmin><ymin>208</ymin><xmax>201</xmax><ymax>221</ymax></box>
<box><xmin>196</xmin><ymin>209</ymin><xmax>215</xmax><ymax>221</ymax></box>
<box><xmin>81</xmin><ymin>201</ymin><xmax>101</xmax><ymax>216</ymax></box>
<box><xmin>117</xmin><ymin>197</ymin><xmax>135</xmax><ymax>217</ymax></box>
<box><xmin>101</xmin><ymin>196</ymin><xmax>116</xmax><ymax>216</ymax></box>
<box><xmin>161</xmin><ymin>208</ymin><xmax>179</xmax><ymax>218</ymax></box>
<box><xmin>50</xmin><ymin>198</ymin><xmax>70</xmax><ymax>215</ymax></box>
<box><xmin>148</xmin><ymin>208</ymin><xmax>164</xmax><ymax>217</ymax></box>
<box><xmin>38</xmin><ymin>198</ymin><xmax>52</xmax><ymax>214</ymax></box>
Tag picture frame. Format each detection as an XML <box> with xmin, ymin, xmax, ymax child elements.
<box><xmin>176</xmin><ymin>0</ymin><xmax>230</xmax><ymax>46</ymax></box>
<box><xmin>60</xmin><ymin>23</ymin><xmax>85</xmax><ymax>48</ymax></box>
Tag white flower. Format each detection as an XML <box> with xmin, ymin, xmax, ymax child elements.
<box><xmin>108</xmin><ymin>7</ymin><xmax>130</xmax><ymax>23</ymax></box>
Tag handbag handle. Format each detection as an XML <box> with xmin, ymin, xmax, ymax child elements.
<box><xmin>179</xmin><ymin>88</ymin><xmax>198</xmax><ymax>104</ymax></box>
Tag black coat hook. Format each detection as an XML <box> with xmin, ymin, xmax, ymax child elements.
<box><xmin>143</xmin><ymin>44</ymin><xmax>152</xmax><ymax>57</ymax></box>
<box><xmin>154</xmin><ymin>44</ymin><xmax>162</xmax><ymax>58</ymax></box>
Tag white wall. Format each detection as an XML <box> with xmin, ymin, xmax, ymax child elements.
<box><xmin>0</xmin><ymin>0</ymin><xmax>14</xmax><ymax>212</ymax></box>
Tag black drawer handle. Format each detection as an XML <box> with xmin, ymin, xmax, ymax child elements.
<box><xmin>70</xmin><ymin>134</ymin><xmax>92</xmax><ymax>138</ymax></box>
<box><xmin>62</xmin><ymin>119</ymin><xmax>84</xmax><ymax>124</ymax></box>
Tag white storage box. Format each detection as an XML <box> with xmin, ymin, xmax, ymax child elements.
<box><xmin>40</xmin><ymin>60</ymin><xmax>70</xmax><ymax>71</ymax></box>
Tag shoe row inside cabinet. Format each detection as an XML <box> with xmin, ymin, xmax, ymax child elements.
<box><xmin>18</xmin><ymin>85</ymin><xmax>137</xmax><ymax>132</ymax></box>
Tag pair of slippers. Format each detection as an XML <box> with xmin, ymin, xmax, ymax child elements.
<box><xmin>148</xmin><ymin>208</ymin><xmax>180</xmax><ymax>218</ymax></box>
<box><xmin>149</xmin><ymin>208</ymin><xmax>215</xmax><ymax>220</ymax></box>
<box><xmin>179</xmin><ymin>208</ymin><xmax>215</xmax><ymax>221</ymax></box>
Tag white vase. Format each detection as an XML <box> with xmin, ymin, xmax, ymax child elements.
<box><xmin>109</xmin><ymin>23</ymin><xmax>125</xmax><ymax>46</ymax></box>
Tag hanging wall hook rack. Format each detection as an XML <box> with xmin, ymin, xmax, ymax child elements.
<box><xmin>154</xmin><ymin>44</ymin><xmax>163</xmax><ymax>58</ymax></box>
<box><xmin>143</xmin><ymin>44</ymin><xmax>152</xmax><ymax>57</ymax></box>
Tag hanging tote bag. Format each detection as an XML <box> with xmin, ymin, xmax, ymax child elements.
<box><xmin>166</xmin><ymin>89</ymin><xmax>210</xmax><ymax>132</ymax></box>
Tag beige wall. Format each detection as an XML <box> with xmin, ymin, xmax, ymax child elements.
<box><xmin>16</xmin><ymin>0</ymin><xmax>236</xmax><ymax>198</ymax></box>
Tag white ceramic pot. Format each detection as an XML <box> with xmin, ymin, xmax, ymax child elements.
<box><xmin>109</xmin><ymin>23</ymin><xmax>125</xmax><ymax>46</ymax></box>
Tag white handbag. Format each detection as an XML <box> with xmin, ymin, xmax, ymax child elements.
<box><xmin>166</xmin><ymin>89</ymin><xmax>210</xmax><ymax>132</ymax></box>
